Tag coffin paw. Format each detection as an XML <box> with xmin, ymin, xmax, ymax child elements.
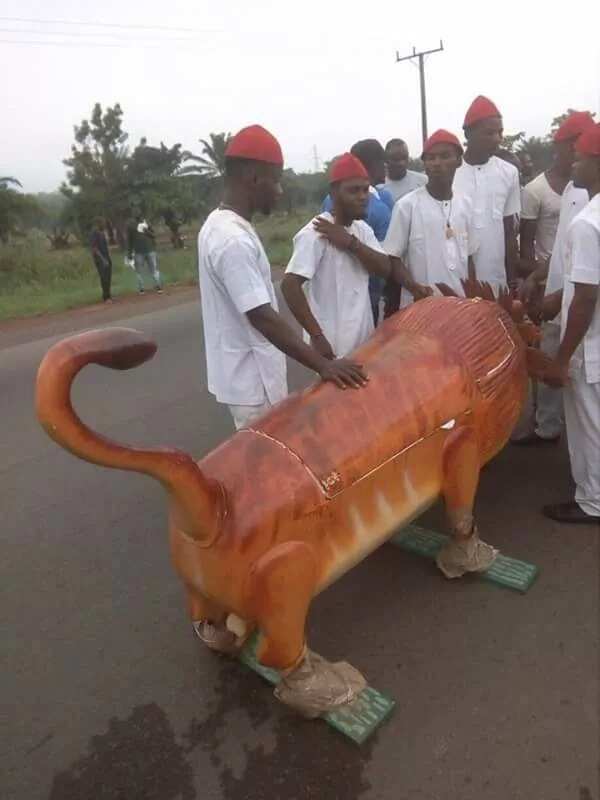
<box><xmin>193</xmin><ymin>620</ymin><xmax>245</xmax><ymax>655</ymax></box>
<box><xmin>436</xmin><ymin>530</ymin><xmax>498</xmax><ymax>579</ymax></box>
<box><xmin>274</xmin><ymin>650</ymin><xmax>366</xmax><ymax>718</ymax></box>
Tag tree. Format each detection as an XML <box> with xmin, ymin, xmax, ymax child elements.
<box><xmin>62</xmin><ymin>104</ymin><xmax>188</xmax><ymax>244</ymax></box>
<box><xmin>0</xmin><ymin>176</ymin><xmax>22</xmax><ymax>189</ymax></box>
<box><xmin>0</xmin><ymin>180</ymin><xmax>40</xmax><ymax>243</ymax></box>
<box><xmin>517</xmin><ymin>135</ymin><xmax>553</xmax><ymax>173</ymax></box>
<box><xmin>61</xmin><ymin>102</ymin><xmax>130</xmax><ymax>239</ymax></box>
<box><xmin>181</xmin><ymin>132</ymin><xmax>231</xmax><ymax>179</ymax></box>
<box><xmin>501</xmin><ymin>131</ymin><xmax>526</xmax><ymax>153</ymax></box>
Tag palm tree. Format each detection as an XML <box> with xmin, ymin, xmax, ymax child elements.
<box><xmin>0</xmin><ymin>176</ymin><xmax>22</xmax><ymax>189</ymax></box>
<box><xmin>180</xmin><ymin>132</ymin><xmax>231</xmax><ymax>178</ymax></box>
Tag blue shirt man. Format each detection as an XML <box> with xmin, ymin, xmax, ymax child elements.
<box><xmin>321</xmin><ymin>140</ymin><xmax>393</xmax><ymax>323</ymax></box>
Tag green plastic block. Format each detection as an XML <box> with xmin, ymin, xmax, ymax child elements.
<box><xmin>239</xmin><ymin>633</ymin><xmax>395</xmax><ymax>744</ymax></box>
<box><xmin>391</xmin><ymin>524</ymin><xmax>539</xmax><ymax>593</ymax></box>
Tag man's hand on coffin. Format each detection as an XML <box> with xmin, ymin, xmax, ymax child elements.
<box><xmin>318</xmin><ymin>357</ymin><xmax>368</xmax><ymax>389</ymax></box>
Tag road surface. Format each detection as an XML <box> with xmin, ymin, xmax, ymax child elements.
<box><xmin>2</xmin><ymin>293</ymin><xmax>598</xmax><ymax>800</ymax></box>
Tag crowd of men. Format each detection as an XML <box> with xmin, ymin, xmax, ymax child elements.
<box><xmin>196</xmin><ymin>99</ymin><xmax>600</xmax><ymax>543</ymax></box>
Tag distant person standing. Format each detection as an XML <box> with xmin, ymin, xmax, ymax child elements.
<box><xmin>127</xmin><ymin>215</ymin><xmax>163</xmax><ymax>294</ymax></box>
<box><xmin>380</xmin><ymin>138</ymin><xmax>427</xmax><ymax>202</ymax></box>
<box><xmin>453</xmin><ymin>95</ymin><xmax>521</xmax><ymax>293</ymax></box>
<box><xmin>90</xmin><ymin>217</ymin><xmax>113</xmax><ymax>303</ymax></box>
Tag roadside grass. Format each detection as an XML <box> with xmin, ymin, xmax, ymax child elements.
<box><xmin>0</xmin><ymin>208</ymin><xmax>314</xmax><ymax>322</ymax></box>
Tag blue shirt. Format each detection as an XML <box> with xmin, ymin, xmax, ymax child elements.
<box><xmin>321</xmin><ymin>187</ymin><xmax>393</xmax><ymax>242</ymax></box>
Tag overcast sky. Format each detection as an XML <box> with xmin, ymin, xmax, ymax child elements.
<box><xmin>1</xmin><ymin>0</ymin><xmax>599</xmax><ymax>193</ymax></box>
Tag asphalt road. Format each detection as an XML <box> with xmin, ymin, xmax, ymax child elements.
<box><xmin>2</xmin><ymin>293</ymin><xmax>598</xmax><ymax>800</ymax></box>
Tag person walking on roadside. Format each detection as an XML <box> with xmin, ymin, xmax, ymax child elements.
<box><xmin>90</xmin><ymin>217</ymin><xmax>113</xmax><ymax>303</ymax></box>
<box><xmin>127</xmin><ymin>215</ymin><xmax>163</xmax><ymax>294</ymax></box>
<box><xmin>380</xmin><ymin>138</ymin><xmax>427</xmax><ymax>203</ymax></box>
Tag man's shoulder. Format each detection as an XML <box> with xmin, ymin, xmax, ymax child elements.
<box><xmin>523</xmin><ymin>172</ymin><xmax>546</xmax><ymax>196</ymax></box>
<box><xmin>491</xmin><ymin>155</ymin><xmax>519</xmax><ymax>181</ymax></box>
<box><xmin>293</xmin><ymin>214</ymin><xmax>325</xmax><ymax>242</ymax></box>
<box><xmin>199</xmin><ymin>210</ymin><xmax>260</xmax><ymax>260</ymax></box>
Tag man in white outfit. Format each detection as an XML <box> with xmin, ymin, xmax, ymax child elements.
<box><xmin>514</xmin><ymin>111</ymin><xmax>596</xmax><ymax>445</ymax></box>
<box><xmin>383</xmin><ymin>129</ymin><xmax>477</xmax><ymax>311</ymax></box>
<box><xmin>453</xmin><ymin>95</ymin><xmax>520</xmax><ymax>293</ymax></box>
<box><xmin>534</xmin><ymin>123</ymin><xmax>600</xmax><ymax>525</ymax></box>
<box><xmin>281</xmin><ymin>153</ymin><xmax>390</xmax><ymax>359</ymax></box>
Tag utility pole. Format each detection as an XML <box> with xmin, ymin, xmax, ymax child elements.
<box><xmin>312</xmin><ymin>144</ymin><xmax>321</xmax><ymax>173</ymax></box>
<box><xmin>395</xmin><ymin>41</ymin><xmax>444</xmax><ymax>146</ymax></box>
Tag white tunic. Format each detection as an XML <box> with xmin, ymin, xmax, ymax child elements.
<box><xmin>383</xmin><ymin>186</ymin><xmax>476</xmax><ymax>306</ymax></box>
<box><xmin>561</xmin><ymin>193</ymin><xmax>600</xmax><ymax>385</ymax></box>
<box><xmin>285</xmin><ymin>212</ymin><xmax>381</xmax><ymax>357</ymax></box>
<box><xmin>545</xmin><ymin>181</ymin><xmax>590</xmax><ymax>298</ymax></box>
<box><xmin>453</xmin><ymin>156</ymin><xmax>520</xmax><ymax>289</ymax></box>
<box><xmin>520</xmin><ymin>172</ymin><xmax>562</xmax><ymax>261</ymax></box>
<box><xmin>197</xmin><ymin>208</ymin><xmax>287</xmax><ymax>406</ymax></box>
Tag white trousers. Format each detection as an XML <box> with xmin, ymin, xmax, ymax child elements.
<box><xmin>228</xmin><ymin>399</ymin><xmax>272</xmax><ymax>431</ymax></box>
<box><xmin>512</xmin><ymin>323</ymin><xmax>564</xmax><ymax>441</ymax></box>
<box><xmin>564</xmin><ymin>364</ymin><xmax>600</xmax><ymax>516</ymax></box>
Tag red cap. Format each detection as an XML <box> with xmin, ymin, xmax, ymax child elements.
<box><xmin>225</xmin><ymin>124</ymin><xmax>283</xmax><ymax>166</ymax></box>
<box><xmin>464</xmin><ymin>95</ymin><xmax>502</xmax><ymax>128</ymax></box>
<box><xmin>575</xmin><ymin>123</ymin><xmax>600</xmax><ymax>157</ymax></box>
<box><xmin>554</xmin><ymin>111</ymin><xmax>596</xmax><ymax>143</ymax></box>
<box><xmin>421</xmin><ymin>129</ymin><xmax>463</xmax><ymax>159</ymax></box>
<box><xmin>329</xmin><ymin>152</ymin><xmax>369</xmax><ymax>184</ymax></box>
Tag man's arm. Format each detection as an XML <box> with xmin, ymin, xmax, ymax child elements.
<box><xmin>504</xmin><ymin>215</ymin><xmax>519</xmax><ymax>286</ymax></box>
<box><xmin>311</xmin><ymin>217</ymin><xmax>390</xmax><ymax>278</ymax></box>
<box><xmin>246</xmin><ymin>304</ymin><xmax>367</xmax><ymax>389</ymax></box>
<box><xmin>126</xmin><ymin>226</ymin><xmax>134</xmax><ymax>260</ymax></box>
<box><xmin>390</xmin><ymin>255</ymin><xmax>433</xmax><ymax>301</ymax></box>
<box><xmin>468</xmin><ymin>255</ymin><xmax>476</xmax><ymax>282</ymax></box>
<box><xmin>519</xmin><ymin>219</ymin><xmax>538</xmax><ymax>275</ymax></box>
<box><xmin>539</xmin><ymin>284</ymin><xmax>597</xmax><ymax>387</ymax></box>
<box><xmin>281</xmin><ymin>274</ymin><xmax>335</xmax><ymax>360</ymax></box>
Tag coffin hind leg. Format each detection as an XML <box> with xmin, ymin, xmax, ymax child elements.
<box><xmin>437</xmin><ymin>426</ymin><xmax>498</xmax><ymax>578</ymax></box>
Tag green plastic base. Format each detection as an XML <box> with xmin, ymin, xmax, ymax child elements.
<box><xmin>239</xmin><ymin>633</ymin><xmax>395</xmax><ymax>744</ymax></box>
<box><xmin>392</xmin><ymin>524</ymin><xmax>539</xmax><ymax>593</ymax></box>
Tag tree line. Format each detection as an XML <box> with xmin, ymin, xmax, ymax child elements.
<box><xmin>0</xmin><ymin>102</ymin><xmax>592</xmax><ymax>247</ymax></box>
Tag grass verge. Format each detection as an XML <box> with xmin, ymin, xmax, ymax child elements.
<box><xmin>0</xmin><ymin>209</ymin><xmax>315</xmax><ymax>322</ymax></box>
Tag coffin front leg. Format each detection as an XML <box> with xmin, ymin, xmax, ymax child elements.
<box><xmin>187</xmin><ymin>588</ymin><xmax>242</xmax><ymax>655</ymax></box>
<box><xmin>437</xmin><ymin>425</ymin><xmax>498</xmax><ymax>579</ymax></box>
<box><xmin>248</xmin><ymin>541</ymin><xmax>366</xmax><ymax>718</ymax></box>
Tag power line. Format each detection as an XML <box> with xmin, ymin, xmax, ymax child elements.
<box><xmin>0</xmin><ymin>15</ymin><xmax>222</xmax><ymax>33</ymax></box>
<box><xmin>0</xmin><ymin>27</ymin><xmax>210</xmax><ymax>42</ymax></box>
<box><xmin>0</xmin><ymin>38</ymin><xmax>207</xmax><ymax>48</ymax></box>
